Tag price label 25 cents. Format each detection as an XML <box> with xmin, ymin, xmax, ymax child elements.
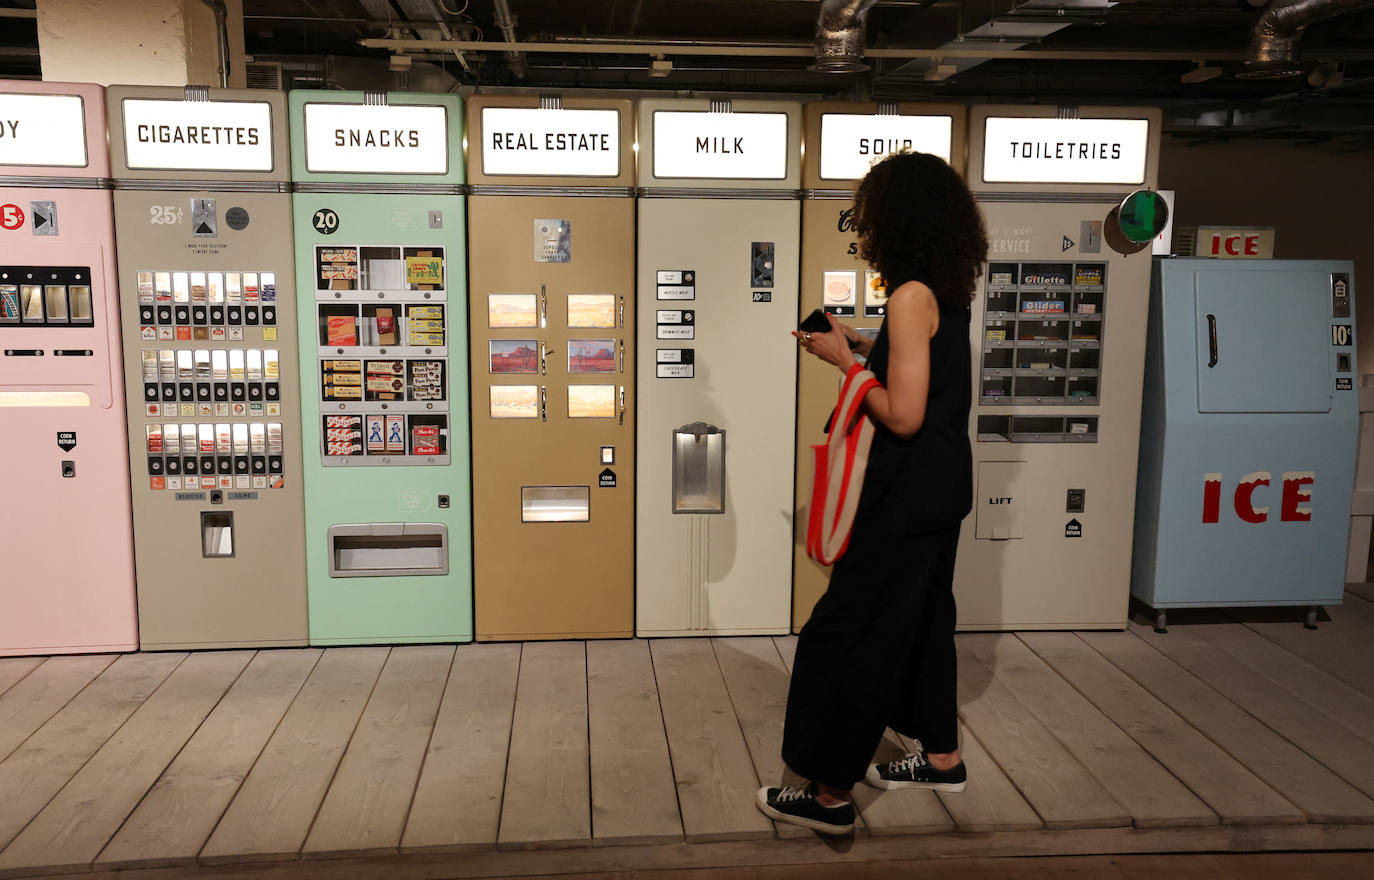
<box><xmin>149</xmin><ymin>205</ymin><xmax>184</xmax><ymax>225</ymax></box>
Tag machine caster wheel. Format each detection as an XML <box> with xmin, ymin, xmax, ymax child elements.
<box><xmin>1153</xmin><ymin>610</ymin><xmax>1168</xmax><ymax>634</ymax></box>
<box><xmin>1303</xmin><ymin>607</ymin><xmax>1319</xmax><ymax>630</ymax></box>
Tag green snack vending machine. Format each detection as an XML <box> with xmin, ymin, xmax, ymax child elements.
<box><xmin>288</xmin><ymin>90</ymin><xmax>471</xmax><ymax>644</ymax></box>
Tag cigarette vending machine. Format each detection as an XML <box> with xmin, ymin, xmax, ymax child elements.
<box><xmin>636</xmin><ymin>98</ymin><xmax>801</xmax><ymax>637</ymax></box>
<box><xmin>289</xmin><ymin>90</ymin><xmax>470</xmax><ymax>645</ymax></box>
<box><xmin>791</xmin><ymin>101</ymin><xmax>966</xmax><ymax>632</ymax></box>
<box><xmin>109</xmin><ymin>86</ymin><xmax>308</xmax><ymax>649</ymax></box>
<box><xmin>467</xmin><ymin>96</ymin><xmax>636</xmax><ymax>641</ymax></box>
<box><xmin>0</xmin><ymin>81</ymin><xmax>138</xmax><ymax>656</ymax></box>
<box><xmin>959</xmin><ymin>106</ymin><xmax>1162</xmax><ymax>630</ymax></box>
<box><xmin>1133</xmin><ymin>258</ymin><xmax>1358</xmax><ymax>628</ymax></box>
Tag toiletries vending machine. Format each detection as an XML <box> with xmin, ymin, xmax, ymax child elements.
<box><xmin>289</xmin><ymin>91</ymin><xmax>470</xmax><ymax>645</ymax></box>
<box><xmin>1134</xmin><ymin>258</ymin><xmax>1357</xmax><ymax>627</ymax></box>
<box><xmin>636</xmin><ymin>98</ymin><xmax>801</xmax><ymax>637</ymax></box>
<box><xmin>0</xmin><ymin>81</ymin><xmax>138</xmax><ymax>656</ymax></box>
<box><xmin>108</xmin><ymin>86</ymin><xmax>308</xmax><ymax>649</ymax></box>
<box><xmin>467</xmin><ymin>96</ymin><xmax>636</xmax><ymax>641</ymax></box>
<box><xmin>960</xmin><ymin>106</ymin><xmax>1162</xmax><ymax>629</ymax></box>
<box><xmin>792</xmin><ymin>101</ymin><xmax>966</xmax><ymax>631</ymax></box>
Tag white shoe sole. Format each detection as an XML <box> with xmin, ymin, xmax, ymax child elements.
<box><xmin>755</xmin><ymin>790</ymin><xmax>855</xmax><ymax>836</ymax></box>
<box><xmin>864</xmin><ymin>766</ymin><xmax>967</xmax><ymax>792</ymax></box>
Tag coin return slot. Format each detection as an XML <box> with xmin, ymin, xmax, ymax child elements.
<box><xmin>521</xmin><ymin>486</ymin><xmax>590</xmax><ymax>523</ymax></box>
<box><xmin>201</xmin><ymin>511</ymin><xmax>235</xmax><ymax>558</ymax></box>
<box><xmin>327</xmin><ymin>523</ymin><xmax>448</xmax><ymax>577</ymax></box>
<box><xmin>672</xmin><ymin>422</ymin><xmax>726</xmax><ymax>514</ymax></box>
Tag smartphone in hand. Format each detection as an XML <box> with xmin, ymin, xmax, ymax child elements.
<box><xmin>800</xmin><ymin>308</ymin><xmax>860</xmax><ymax>349</ymax></box>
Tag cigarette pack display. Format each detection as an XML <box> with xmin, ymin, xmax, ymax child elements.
<box><xmin>412</xmin><ymin>424</ymin><xmax>441</xmax><ymax>456</ymax></box>
<box><xmin>268</xmin><ymin>423</ymin><xmax>283</xmax><ymax>454</ymax></box>
<box><xmin>146</xmin><ymin>424</ymin><xmax>164</xmax><ymax>453</ymax></box>
<box><xmin>367</xmin><ymin>415</ymin><xmax>385</xmax><ymax>452</ymax></box>
<box><xmin>386</xmin><ymin>415</ymin><xmax>405</xmax><ymax>452</ymax></box>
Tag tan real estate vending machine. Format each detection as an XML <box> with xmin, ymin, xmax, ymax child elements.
<box><xmin>636</xmin><ymin>98</ymin><xmax>801</xmax><ymax>637</ymax></box>
<box><xmin>467</xmin><ymin>96</ymin><xmax>636</xmax><ymax>641</ymax></box>
<box><xmin>109</xmin><ymin>86</ymin><xmax>308</xmax><ymax>649</ymax></box>
<box><xmin>792</xmin><ymin>101</ymin><xmax>966</xmax><ymax>631</ymax></box>
<box><xmin>959</xmin><ymin>106</ymin><xmax>1162</xmax><ymax>629</ymax></box>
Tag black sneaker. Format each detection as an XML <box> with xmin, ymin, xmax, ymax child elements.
<box><xmin>755</xmin><ymin>784</ymin><xmax>855</xmax><ymax>835</ymax></box>
<box><xmin>864</xmin><ymin>751</ymin><xmax>967</xmax><ymax>792</ymax></box>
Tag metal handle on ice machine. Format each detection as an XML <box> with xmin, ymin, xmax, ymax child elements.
<box><xmin>1207</xmin><ymin>314</ymin><xmax>1218</xmax><ymax>368</ymax></box>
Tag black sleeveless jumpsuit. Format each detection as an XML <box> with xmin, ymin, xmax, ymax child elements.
<box><xmin>781</xmin><ymin>301</ymin><xmax>973</xmax><ymax>790</ymax></box>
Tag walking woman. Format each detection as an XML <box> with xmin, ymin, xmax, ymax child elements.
<box><xmin>758</xmin><ymin>151</ymin><xmax>988</xmax><ymax>835</ymax></box>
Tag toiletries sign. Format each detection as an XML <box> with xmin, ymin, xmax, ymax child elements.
<box><xmin>121</xmin><ymin>99</ymin><xmax>274</xmax><ymax>172</ymax></box>
<box><xmin>302</xmin><ymin>102</ymin><xmax>449</xmax><ymax>175</ymax></box>
<box><xmin>818</xmin><ymin>113</ymin><xmax>953</xmax><ymax>179</ymax></box>
<box><xmin>981</xmin><ymin>117</ymin><xmax>1150</xmax><ymax>185</ymax></box>
<box><xmin>652</xmin><ymin>111</ymin><xmax>789</xmax><ymax>180</ymax></box>
<box><xmin>0</xmin><ymin>92</ymin><xmax>88</xmax><ymax>167</ymax></box>
<box><xmin>480</xmin><ymin>107</ymin><xmax>620</xmax><ymax>177</ymax></box>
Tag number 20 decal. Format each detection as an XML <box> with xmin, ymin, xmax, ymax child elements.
<box><xmin>313</xmin><ymin>209</ymin><xmax>340</xmax><ymax>235</ymax></box>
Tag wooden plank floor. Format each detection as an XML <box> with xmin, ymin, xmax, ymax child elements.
<box><xmin>3</xmin><ymin>595</ymin><xmax>1374</xmax><ymax>879</ymax></box>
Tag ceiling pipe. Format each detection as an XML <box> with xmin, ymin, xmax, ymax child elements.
<box><xmin>812</xmin><ymin>0</ymin><xmax>879</xmax><ymax>73</ymax></box>
<box><xmin>194</xmin><ymin>0</ymin><xmax>230</xmax><ymax>88</ymax></box>
<box><xmin>492</xmin><ymin>0</ymin><xmax>529</xmax><ymax>80</ymax></box>
<box><xmin>1241</xmin><ymin>0</ymin><xmax>1374</xmax><ymax>79</ymax></box>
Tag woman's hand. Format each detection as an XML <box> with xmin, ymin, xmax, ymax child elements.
<box><xmin>794</xmin><ymin>313</ymin><xmax>857</xmax><ymax>372</ymax></box>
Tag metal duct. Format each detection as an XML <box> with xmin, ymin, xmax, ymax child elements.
<box><xmin>813</xmin><ymin>0</ymin><xmax>879</xmax><ymax>73</ymax></box>
<box><xmin>194</xmin><ymin>0</ymin><xmax>230</xmax><ymax>88</ymax></box>
<box><xmin>493</xmin><ymin>0</ymin><xmax>530</xmax><ymax>80</ymax></box>
<box><xmin>1242</xmin><ymin>0</ymin><xmax>1374</xmax><ymax>79</ymax></box>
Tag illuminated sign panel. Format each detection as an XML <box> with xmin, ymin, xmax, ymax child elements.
<box><xmin>0</xmin><ymin>93</ymin><xmax>88</xmax><ymax>168</ymax></box>
<box><xmin>122</xmin><ymin>99</ymin><xmax>274</xmax><ymax>172</ymax></box>
<box><xmin>819</xmin><ymin>113</ymin><xmax>953</xmax><ymax>180</ymax></box>
<box><xmin>303</xmin><ymin>103</ymin><xmax>449</xmax><ymax>175</ymax></box>
<box><xmin>652</xmin><ymin>111</ymin><xmax>789</xmax><ymax>180</ymax></box>
<box><xmin>982</xmin><ymin>117</ymin><xmax>1150</xmax><ymax>185</ymax></box>
<box><xmin>480</xmin><ymin>107</ymin><xmax>620</xmax><ymax>177</ymax></box>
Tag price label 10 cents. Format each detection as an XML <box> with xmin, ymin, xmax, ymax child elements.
<box><xmin>313</xmin><ymin>208</ymin><xmax>340</xmax><ymax>235</ymax></box>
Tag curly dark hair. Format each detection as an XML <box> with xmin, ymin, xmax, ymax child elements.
<box><xmin>852</xmin><ymin>151</ymin><xmax>989</xmax><ymax>308</ymax></box>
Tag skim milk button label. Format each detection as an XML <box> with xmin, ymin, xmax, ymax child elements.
<box><xmin>0</xmin><ymin>93</ymin><xmax>87</xmax><ymax>168</ymax></box>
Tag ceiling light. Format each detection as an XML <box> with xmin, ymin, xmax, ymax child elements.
<box><xmin>389</xmin><ymin>54</ymin><xmax>412</xmax><ymax>72</ymax></box>
<box><xmin>649</xmin><ymin>56</ymin><xmax>672</xmax><ymax>78</ymax></box>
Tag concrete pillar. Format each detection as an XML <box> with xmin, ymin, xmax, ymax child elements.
<box><xmin>36</xmin><ymin>0</ymin><xmax>246</xmax><ymax>88</ymax></box>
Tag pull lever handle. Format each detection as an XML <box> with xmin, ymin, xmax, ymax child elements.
<box><xmin>1207</xmin><ymin>314</ymin><xmax>1218</xmax><ymax>368</ymax></box>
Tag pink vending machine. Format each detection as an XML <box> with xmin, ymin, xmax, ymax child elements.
<box><xmin>0</xmin><ymin>81</ymin><xmax>138</xmax><ymax>655</ymax></box>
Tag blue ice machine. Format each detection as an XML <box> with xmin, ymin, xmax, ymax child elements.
<box><xmin>1133</xmin><ymin>258</ymin><xmax>1358</xmax><ymax>630</ymax></box>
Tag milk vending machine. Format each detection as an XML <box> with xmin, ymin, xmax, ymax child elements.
<box><xmin>0</xmin><ymin>81</ymin><xmax>138</xmax><ymax>656</ymax></box>
<box><xmin>1133</xmin><ymin>258</ymin><xmax>1358</xmax><ymax>630</ymax></box>
<box><xmin>791</xmin><ymin>101</ymin><xmax>965</xmax><ymax>631</ymax></box>
<box><xmin>109</xmin><ymin>86</ymin><xmax>308</xmax><ymax>649</ymax></box>
<box><xmin>960</xmin><ymin>106</ymin><xmax>1162</xmax><ymax>629</ymax></box>
<box><xmin>636</xmin><ymin>98</ymin><xmax>801</xmax><ymax>637</ymax></box>
<box><xmin>289</xmin><ymin>90</ymin><xmax>470</xmax><ymax>645</ymax></box>
<box><xmin>467</xmin><ymin>96</ymin><xmax>636</xmax><ymax>641</ymax></box>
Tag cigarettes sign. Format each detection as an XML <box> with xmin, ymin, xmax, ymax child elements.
<box><xmin>122</xmin><ymin>99</ymin><xmax>274</xmax><ymax>172</ymax></box>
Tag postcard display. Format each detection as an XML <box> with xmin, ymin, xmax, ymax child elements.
<box><xmin>289</xmin><ymin>91</ymin><xmax>470</xmax><ymax>644</ymax></box>
<box><xmin>791</xmin><ymin>102</ymin><xmax>966</xmax><ymax>632</ymax></box>
<box><xmin>635</xmin><ymin>99</ymin><xmax>801</xmax><ymax>637</ymax></box>
<box><xmin>467</xmin><ymin>97</ymin><xmax>636</xmax><ymax>640</ymax></box>
<box><xmin>109</xmin><ymin>86</ymin><xmax>308</xmax><ymax>649</ymax></box>
<box><xmin>959</xmin><ymin>106</ymin><xmax>1163</xmax><ymax>629</ymax></box>
<box><xmin>0</xmin><ymin>82</ymin><xmax>138</xmax><ymax>655</ymax></box>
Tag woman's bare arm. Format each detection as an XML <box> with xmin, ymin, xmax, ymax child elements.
<box><xmin>859</xmin><ymin>282</ymin><xmax>937</xmax><ymax>438</ymax></box>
